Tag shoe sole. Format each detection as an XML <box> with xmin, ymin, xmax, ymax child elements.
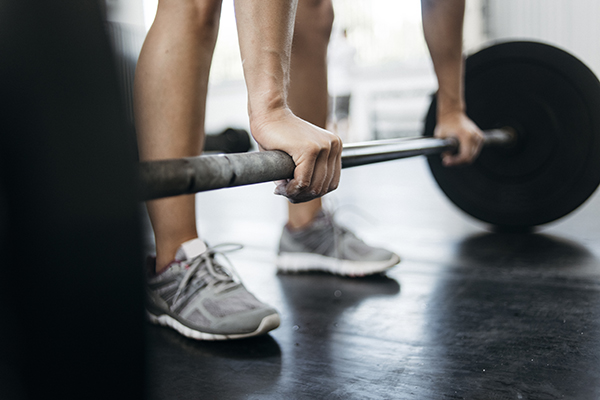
<box><xmin>276</xmin><ymin>252</ymin><xmax>400</xmax><ymax>277</ymax></box>
<box><xmin>147</xmin><ymin>312</ymin><xmax>281</xmax><ymax>341</ymax></box>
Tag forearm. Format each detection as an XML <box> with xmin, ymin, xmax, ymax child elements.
<box><xmin>233</xmin><ymin>0</ymin><xmax>341</xmax><ymax>202</ymax></box>
<box><xmin>234</xmin><ymin>0</ymin><xmax>298</xmax><ymax>127</ymax></box>
<box><xmin>421</xmin><ymin>0</ymin><xmax>483</xmax><ymax>165</ymax></box>
<box><xmin>421</xmin><ymin>0</ymin><xmax>466</xmax><ymax>117</ymax></box>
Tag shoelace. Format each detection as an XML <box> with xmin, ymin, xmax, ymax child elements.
<box><xmin>172</xmin><ymin>244</ymin><xmax>243</xmax><ymax>305</ymax></box>
<box><xmin>322</xmin><ymin>206</ymin><xmax>373</xmax><ymax>259</ymax></box>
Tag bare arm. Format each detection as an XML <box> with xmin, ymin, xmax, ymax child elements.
<box><xmin>422</xmin><ymin>0</ymin><xmax>483</xmax><ymax>166</ymax></box>
<box><xmin>234</xmin><ymin>0</ymin><xmax>342</xmax><ymax>203</ymax></box>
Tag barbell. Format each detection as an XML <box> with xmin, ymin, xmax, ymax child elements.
<box><xmin>139</xmin><ymin>41</ymin><xmax>600</xmax><ymax>229</ymax></box>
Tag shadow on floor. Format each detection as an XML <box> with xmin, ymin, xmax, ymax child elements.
<box><xmin>423</xmin><ymin>232</ymin><xmax>600</xmax><ymax>400</ymax></box>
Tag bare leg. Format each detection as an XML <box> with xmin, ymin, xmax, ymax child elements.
<box><xmin>275</xmin><ymin>1</ymin><xmax>398</xmax><ymax>276</ymax></box>
<box><xmin>134</xmin><ymin>0</ymin><xmax>222</xmax><ymax>271</ymax></box>
<box><xmin>287</xmin><ymin>0</ymin><xmax>334</xmax><ymax>229</ymax></box>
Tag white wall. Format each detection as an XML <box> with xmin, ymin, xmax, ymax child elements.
<box><xmin>464</xmin><ymin>0</ymin><xmax>489</xmax><ymax>53</ymax></box>
<box><xmin>485</xmin><ymin>0</ymin><xmax>600</xmax><ymax>77</ymax></box>
<box><xmin>104</xmin><ymin>0</ymin><xmax>145</xmax><ymax>28</ymax></box>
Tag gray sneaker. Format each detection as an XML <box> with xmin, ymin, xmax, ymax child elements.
<box><xmin>146</xmin><ymin>239</ymin><xmax>280</xmax><ymax>340</ymax></box>
<box><xmin>276</xmin><ymin>211</ymin><xmax>400</xmax><ymax>276</ymax></box>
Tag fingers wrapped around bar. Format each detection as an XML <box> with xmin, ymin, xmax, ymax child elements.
<box><xmin>251</xmin><ymin>109</ymin><xmax>342</xmax><ymax>203</ymax></box>
<box><xmin>434</xmin><ymin>111</ymin><xmax>484</xmax><ymax>166</ymax></box>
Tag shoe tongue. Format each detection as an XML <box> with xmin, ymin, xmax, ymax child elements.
<box><xmin>175</xmin><ymin>238</ymin><xmax>208</xmax><ymax>261</ymax></box>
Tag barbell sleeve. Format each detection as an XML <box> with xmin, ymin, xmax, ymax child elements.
<box><xmin>139</xmin><ymin>128</ymin><xmax>515</xmax><ymax>200</ymax></box>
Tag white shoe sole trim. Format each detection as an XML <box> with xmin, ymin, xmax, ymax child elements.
<box><xmin>147</xmin><ymin>312</ymin><xmax>280</xmax><ymax>341</ymax></box>
<box><xmin>276</xmin><ymin>252</ymin><xmax>400</xmax><ymax>276</ymax></box>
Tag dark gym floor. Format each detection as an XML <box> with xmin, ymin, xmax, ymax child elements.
<box><xmin>144</xmin><ymin>157</ymin><xmax>600</xmax><ymax>400</ymax></box>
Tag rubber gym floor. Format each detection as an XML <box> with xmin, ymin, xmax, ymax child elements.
<box><xmin>144</xmin><ymin>156</ymin><xmax>600</xmax><ymax>400</ymax></box>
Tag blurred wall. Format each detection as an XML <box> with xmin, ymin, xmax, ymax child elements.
<box><xmin>484</xmin><ymin>0</ymin><xmax>600</xmax><ymax>77</ymax></box>
<box><xmin>104</xmin><ymin>0</ymin><xmax>145</xmax><ymax>28</ymax></box>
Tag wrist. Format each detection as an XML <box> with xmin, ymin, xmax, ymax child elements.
<box><xmin>249</xmin><ymin>105</ymin><xmax>293</xmax><ymax>140</ymax></box>
<box><xmin>248</xmin><ymin>92</ymin><xmax>288</xmax><ymax>117</ymax></box>
<box><xmin>244</xmin><ymin>55</ymin><xmax>291</xmax><ymax>122</ymax></box>
<box><xmin>436</xmin><ymin>97</ymin><xmax>465</xmax><ymax>120</ymax></box>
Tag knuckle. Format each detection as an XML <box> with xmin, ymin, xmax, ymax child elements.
<box><xmin>307</xmin><ymin>142</ymin><xmax>323</xmax><ymax>155</ymax></box>
<box><xmin>295</xmin><ymin>180</ymin><xmax>309</xmax><ymax>190</ymax></box>
<box><xmin>318</xmin><ymin>141</ymin><xmax>331</xmax><ymax>155</ymax></box>
<box><xmin>330</xmin><ymin>137</ymin><xmax>342</xmax><ymax>152</ymax></box>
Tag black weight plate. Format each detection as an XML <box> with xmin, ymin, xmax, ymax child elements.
<box><xmin>424</xmin><ymin>41</ymin><xmax>600</xmax><ymax>228</ymax></box>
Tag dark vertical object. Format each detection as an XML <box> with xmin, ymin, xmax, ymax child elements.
<box><xmin>104</xmin><ymin>21</ymin><xmax>144</xmax><ymax>125</ymax></box>
<box><xmin>0</xmin><ymin>1</ymin><xmax>145</xmax><ymax>399</ymax></box>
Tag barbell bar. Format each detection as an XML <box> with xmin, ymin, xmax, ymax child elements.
<box><xmin>139</xmin><ymin>41</ymin><xmax>600</xmax><ymax>229</ymax></box>
<box><xmin>342</xmin><ymin>127</ymin><xmax>514</xmax><ymax>168</ymax></box>
<box><xmin>139</xmin><ymin>128</ymin><xmax>514</xmax><ymax>201</ymax></box>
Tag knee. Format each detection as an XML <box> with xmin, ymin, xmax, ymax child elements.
<box><xmin>317</xmin><ymin>0</ymin><xmax>335</xmax><ymax>38</ymax></box>
<box><xmin>295</xmin><ymin>0</ymin><xmax>334</xmax><ymax>43</ymax></box>
<box><xmin>191</xmin><ymin>0</ymin><xmax>222</xmax><ymax>29</ymax></box>
<box><xmin>158</xmin><ymin>0</ymin><xmax>223</xmax><ymax>33</ymax></box>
